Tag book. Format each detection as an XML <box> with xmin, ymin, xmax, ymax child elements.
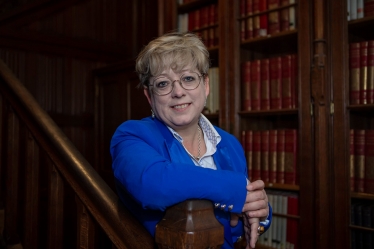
<box><xmin>281</xmin><ymin>55</ymin><xmax>292</xmax><ymax>109</ymax></box>
<box><xmin>269</xmin><ymin>130</ymin><xmax>278</xmax><ymax>183</ymax></box>
<box><xmin>246</xmin><ymin>0</ymin><xmax>254</xmax><ymax>39</ymax></box>
<box><xmin>240</xmin><ymin>0</ymin><xmax>246</xmax><ymax>40</ymax></box>
<box><xmin>289</xmin><ymin>0</ymin><xmax>296</xmax><ymax>30</ymax></box>
<box><xmin>286</xmin><ymin>193</ymin><xmax>299</xmax><ymax>249</ymax></box>
<box><xmin>251</xmin><ymin>60</ymin><xmax>261</xmax><ymax>110</ymax></box>
<box><xmin>365</xmin><ymin>130</ymin><xmax>374</xmax><ymax>194</ymax></box>
<box><xmin>277</xmin><ymin>129</ymin><xmax>286</xmax><ymax>184</ymax></box>
<box><xmin>354</xmin><ymin>129</ymin><xmax>366</xmax><ymax>193</ymax></box>
<box><xmin>252</xmin><ymin>131</ymin><xmax>262</xmax><ymax>181</ymax></box>
<box><xmin>360</xmin><ymin>41</ymin><xmax>368</xmax><ymax>104</ymax></box>
<box><xmin>368</xmin><ymin>40</ymin><xmax>374</xmax><ymax>104</ymax></box>
<box><xmin>350</xmin><ymin>42</ymin><xmax>361</xmax><ymax>105</ymax></box>
<box><xmin>350</xmin><ymin>129</ymin><xmax>355</xmax><ymax>192</ymax></box>
<box><xmin>358</xmin><ymin>0</ymin><xmax>364</xmax><ymax>18</ymax></box>
<box><xmin>253</xmin><ymin>0</ymin><xmax>261</xmax><ymax>37</ymax></box>
<box><xmin>291</xmin><ymin>54</ymin><xmax>297</xmax><ymax>108</ymax></box>
<box><xmin>284</xmin><ymin>129</ymin><xmax>297</xmax><ymax>185</ymax></box>
<box><xmin>268</xmin><ymin>0</ymin><xmax>280</xmax><ymax>35</ymax></box>
<box><xmin>241</xmin><ymin>61</ymin><xmax>252</xmax><ymax>110</ymax></box>
<box><xmin>270</xmin><ymin>57</ymin><xmax>282</xmax><ymax>109</ymax></box>
<box><xmin>200</xmin><ymin>6</ymin><xmax>209</xmax><ymax>28</ymax></box>
<box><xmin>261</xmin><ymin>130</ymin><xmax>270</xmax><ymax>182</ymax></box>
<box><xmin>351</xmin><ymin>0</ymin><xmax>358</xmax><ymax>20</ymax></box>
<box><xmin>259</xmin><ymin>0</ymin><xmax>268</xmax><ymax>36</ymax></box>
<box><xmin>260</xmin><ymin>59</ymin><xmax>270</xmax><ymax>110</ymax></box>
<box><xmin>245</xmin><ymin>130</ymin><xmax>253</xmax><ymax>180</ymax></box>
<box><xmin>364</xmin><ymin>0</ymin><xmax>374</xmax><ymax>16</ymax></box>
<box><xmin>280</xmin><ymin>0</ymin><xmax>290</xmax><ymax>31</ymax></box>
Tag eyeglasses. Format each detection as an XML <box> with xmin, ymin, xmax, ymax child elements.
<box><xmin>149</xmin><ymin>72</ymin><xmax>204</xmax><ymax>96</ymax></box>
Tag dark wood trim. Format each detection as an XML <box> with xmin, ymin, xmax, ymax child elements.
<box><xmin>0</xmin><ymin>29</ymin><xmax>126</xmax><ymax>62</ymax></box>
<box><xmin>0</xmin><ymin>0</ymin><xmax>88</xmax><ymax>28</ymax></box>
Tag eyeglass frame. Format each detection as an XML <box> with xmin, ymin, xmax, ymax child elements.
<box><xmin>148</xmin><ymin>72</ymin><xmax>206</xmax><ymax>96</ymax></box>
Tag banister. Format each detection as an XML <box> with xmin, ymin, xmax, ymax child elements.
<box><xmin>0</xmin><ymin>59</ymin><xmax>155</xmax><ymax>249</ymax></box>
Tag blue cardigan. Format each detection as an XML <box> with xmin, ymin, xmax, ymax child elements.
<box><xmin>110</xmin><ymin>117</ymin><xmax>272</xmax><ymax>248</ymax></box>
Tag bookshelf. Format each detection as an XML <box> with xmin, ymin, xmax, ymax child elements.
<box><xmin>159</xmin><ymin>0</ymin><xmax>314</xmax><ymax>248</ymax></box>
<box><xmin>331</xmin><ymin>1</ymin><xmax>374</xmax><ymax>249</ymax></box>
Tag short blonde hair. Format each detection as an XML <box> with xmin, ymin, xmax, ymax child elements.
<box><xmin>135</xmin><ymin>32</ymin><xmax>210</xmax><ymax>88</ymax></box>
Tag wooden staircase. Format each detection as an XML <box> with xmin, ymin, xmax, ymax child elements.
<box><xmin>0</xmin><ymin>59</ymin><xmax>225</xmax><ymax>249</ymax></box>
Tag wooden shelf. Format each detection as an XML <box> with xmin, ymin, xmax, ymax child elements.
<box><xmin>265</xmin><ymin>182</ymin><xmax>300</xmax><ymax>191</ymax></box>
<box><xmin>239</xmin><ymin>108</ymin><xmax>298</xmax><ymax>117</ymax></box>
<box><xmin>351</xmin><ymin>192</ymin><xmax>374</xmax><ymax>200</ymax></box>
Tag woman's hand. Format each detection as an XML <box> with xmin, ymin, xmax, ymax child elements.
<box><xmin>242</xmin><ymin>180</ymin><xmax>269</xmax><ymax>220</ymax></box>
<box><xmin>230</xmin><ymin>213</ymin><xmax>260</xmax><ymax>249</ymax></box>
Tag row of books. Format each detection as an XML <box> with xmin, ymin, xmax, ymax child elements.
<box><xmin>350</xmin><ymin>129</ymin><xmax>374</xmax><ymax>194</ymax></box>
<box><xmin>241</xmin><ymin>129</ymin><xmax>298</xmax><ymax>185</ymax></box>
<box><xmin>347</xmin><ymin>0</ymin><xmax>374</xmax><ymax>21</ymax></box>
<box><xmin>258</xmin><ymin>191</ymin><xmax>299</xmax><ymax>249</ymax></box>
<box><xmin>349</xmin><ymin>40</ymin><xmax>374</xmax><ymax>105</ymax></box>
<box><xmin>351</xmin><ymin>201</ymin><xmax>374</xmax><ymax>249</ymax></box>
<box><xmin>241</xmin><ymin>54</ymin><xmax>298</xmax><ymax>111</ymax></box>
<box><xmin>351</xmin><ymin>230</ymin><xmax>373</xmax><ymax>249</ymax></box>
<box><xmin>204</xmin><ymin>67</ymin><xmax>219</xmax><ymax>114</ymax></box>
<box><xmin>239</xmin><ymin>0</ymin><xmax>296</xmax><ymax>41</ymax></box>
<box><xmin>178</xmin><ymin>4</ymin><xmax>219</xmax><ymax>49</ymax></box>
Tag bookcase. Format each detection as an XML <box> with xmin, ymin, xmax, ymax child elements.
<box><xmin>331</xmin><ymin>1</ymin><xmax>374</xmax><ymax>249</ymax></box>
<box><xmin>157</xmin><ymin>0</ymin><xmax>352</xmax><ymax>248</ymax></box>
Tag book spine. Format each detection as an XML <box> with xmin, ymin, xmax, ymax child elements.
<box><xmin>291</xmin><ymin>54</ymin><xmax>298</xmax><ymax>108</ymax></box>
<box><xmin>240</xmin><ymin>0</ymin><xmax>246</xmax><ymax>41</ymax></box>
<box><xmin>277</xmin><ymin>129</ymin><xmax>286</xmax><ymax>184</ymax></box>
<box><xmin>354</xmin><ymin>129</ymin><xmax>366</xmax><ymax>193</ymax></box>
<box><xmin>350</xmin><ymin>129</ymin><xmax>355</xmax><ymax>192</ymax></box>
<box><xmin>365</xmin><ymin>130</ymin><xmax>374</xmax><ymax>194</ymax></box>
<box><xmin>253</xmin><ymin>0</ymin><xmax>261</xmax><ymax>37</ymax></box>
<box><xmin>284</xmin><ymin>129</ymin><xmax>297</xmax><ymax>185</ymax></box>
<box><xmin>246</xmin><ymin>0</ymin><xmax>254</xmax><ymax>39</ymax></box>
<box><xmin>245</xmin><ymin>130</ymin><xmax>254</xmax><ymax>180</ymax></box>
<box><xmin>252</xmin><ymin>131</ymin><xmax>262</xmax><ymax>181</ymax></box>
<box><xmin>261</xmin><ymin>130</ymin><xmax>270</xmax><ymax>182</ymax></box>
<box><xmin>261</xmin><ymin>59</ymin><xmax>270</xmax><ymax>110</ymax></box>
<box><xmin>270</xmin><ymin>57</ymin><xmax>282</xmax><ymax>109</ymax></box>
<box><xmin>360</xmin><ymin>41</ymin><xmax>368</xmax><ymax>104</ymax></box>
<box><xmin>364</xmin><ymin>0</ymin><xmax>374</xmax><ymax>17</ymax></box>
<box><xmin>241</xmin><ymin>61</ymin><xmax>252</xmax><ymax>110</ymax></box>
<box><xmin>358</xmin><ymin>0</ymin><xmax>364</xmax><ymax>18</ymax></box>
<box><xmin>350</xmin><ymin>0</ymin><xmax>357</xmax><ymax>20</ymax></box>
<box><xmin>367</xmin><ymin>40</ymin><xmax>374</xmax><ymax>104</ymax></box>
<box><xmin>350</xmin><ymin>42</ymin><xmax>361</xmax><ymax>105</ymax></box>
<box><xmin>269</xmin><ymin>130</ymin><xmax>278</xmax><ymax>183</ymax></box>
<box><xmin>251</xmin><ymin>60</ymin><xmax>261</xmax><ymax>110</ymax></box>
<box><xmin>281</xmin><ymin>54</ymin><xmax>292</xmax><ymax>109</ymax></box>
<box><xmin>289</xmin><ymin>0</ymin><xmax>296</xmax><ymax>30</ymax></box>
<box><xmin>268</xmin><ymin>0</ymin><xmax>280</xmax><ymax>35</ymax></box>
<box><xmin>259</xmin><ymin>0</ymin><xmax>268</xmax><ymax>36</ymax></box>
<box><xmin>280</xmin><ymin>0</ymin><xmax>289</xmax><ymax>31</ymax></box>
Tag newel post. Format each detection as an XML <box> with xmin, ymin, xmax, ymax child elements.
<box><xmin>155</xmin><ymin>200</ymin><xmax>224</xmax><ymax>249</ymax></box>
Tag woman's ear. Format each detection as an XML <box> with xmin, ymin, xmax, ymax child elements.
<box><xmin>204</xmin><ymin>75</ymin><xmax>210</xmax><ymax>98</ymax></box>
<box><xmin>144</xmin><ymin>88</ymin><xmax>152</xmax><ymax>106</ymax></box>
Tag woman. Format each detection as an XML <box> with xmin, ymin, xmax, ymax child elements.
<box><xmin>110</xmin><ymin>32</ymin><xmax>272</xmax><ymax>249</ymax></box>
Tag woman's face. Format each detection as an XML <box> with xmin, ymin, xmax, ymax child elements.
<box><xmin>144</xmin><ymin>66</ymin><xmax>209</xmax><ymax>132</ymax></box>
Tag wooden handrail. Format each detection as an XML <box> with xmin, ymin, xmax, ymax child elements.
<box><xmin>0</xmin><ymin>59</ymin><xmax>154</xmax><ymax>249</ymax></box>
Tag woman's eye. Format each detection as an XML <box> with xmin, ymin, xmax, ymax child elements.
<box><xmin>183</xmin><ymin>76</ymin><xmax>195</xmax><ymax>82</ymax></box>
<box><xmin>156</xmin><ymin>81</ymin><xmax>169</xmax><ymax>88</ymax></box>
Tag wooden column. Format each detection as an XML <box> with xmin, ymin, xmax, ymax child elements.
<box><xmin>311</xmin><ymin>0</ymin><xmax>333</xmax><ymax>248</ymax></box>
<box><xmin>155</xmin><ymin>200</ymin><xmax>224</xmax><ymax>249</ymax></box>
